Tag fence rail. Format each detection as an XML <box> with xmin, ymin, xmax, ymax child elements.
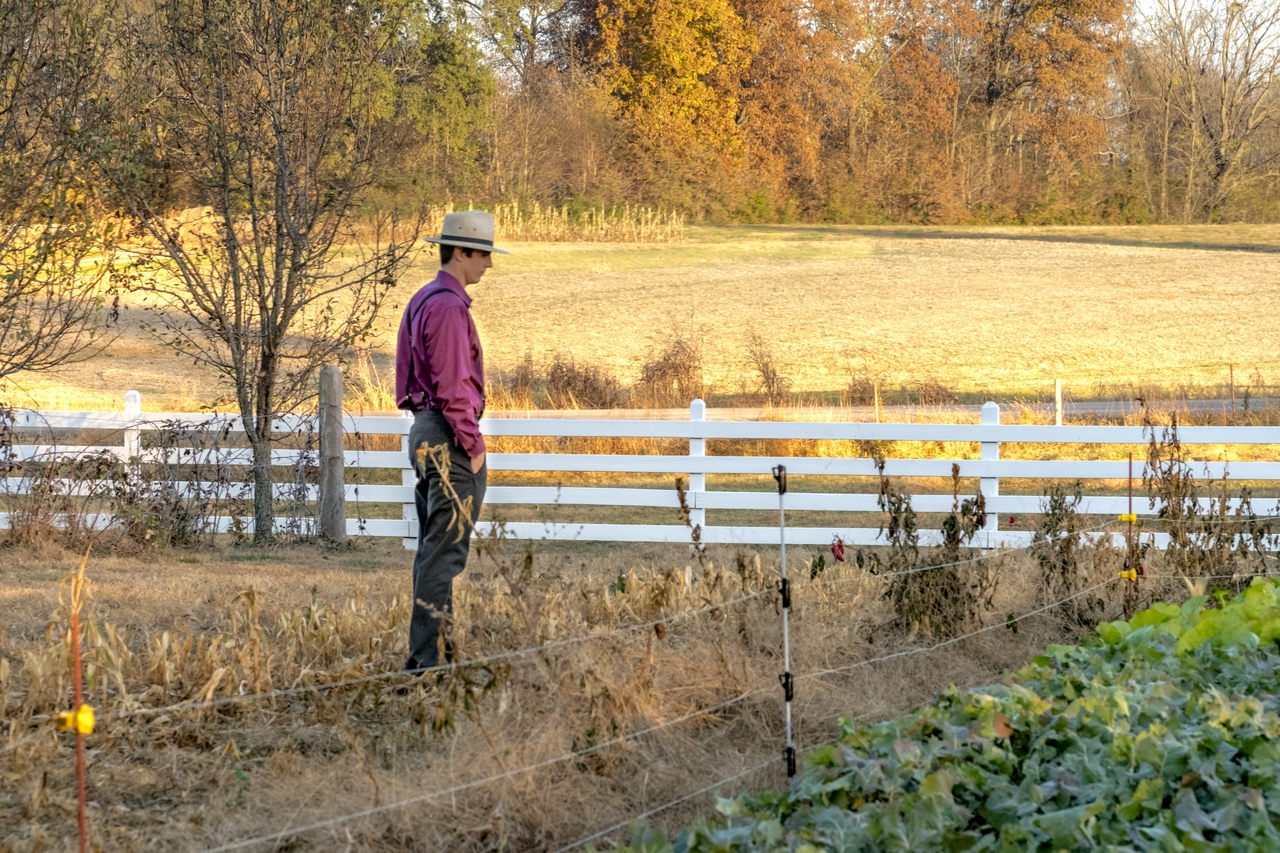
<box><xmin>6</xmin><ymin>393</ymin><xmax>1280</xmax><ymax>548</ymax></box>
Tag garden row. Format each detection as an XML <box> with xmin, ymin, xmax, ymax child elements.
<box><xmin>617</xmin><ymin>579</ymin><xmax>1280</xmax><ymax>852</ymax></box>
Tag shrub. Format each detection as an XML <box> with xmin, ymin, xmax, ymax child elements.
<box><xmin>633</xmin><ymin>335</ymin><xmax>703</xmax><ymax>408</ymax></box>
<box><xmin>744</xmin><ymin>332</ymin><xmax>792</xmax><ymax>406</ymax></box>
<box><xmin>915</xmin><ymin>376</ymin><xmax>958</xmax><ymax>406</ymax></box>
<box><xmin>1031</xmin><ymin>480</ymin><xmax>1106</xmax><ymax>625</ymax></box>
<box><xmin>871</xmin><ymin>461</ymin><xmax>995</xmax><ymax>639</ymax></box>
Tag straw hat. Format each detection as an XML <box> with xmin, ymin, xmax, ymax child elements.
<box><xmin>422</xmin><ymin>210</ymin><xmax>510</xmax><ymax>254</ymax></box>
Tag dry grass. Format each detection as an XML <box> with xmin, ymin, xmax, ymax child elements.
<box><xmin>0</xmin><ymin>527</ymin><xmax>1169</xmax><ymax>852</ymax></box>
<box><xmin>399</xmin><ymin>202</ymin><xmax>686</xmax><ymax>245</ymax></box>
<box><xmin>6</xmin><ymin>224</ymin><xmax>1279</xmax><ymax>413</ymax></box>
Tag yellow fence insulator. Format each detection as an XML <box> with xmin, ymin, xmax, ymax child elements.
<box><xmin>58</xmin><ymin>704</ymin><xmax>95</xmax><ymax>736</ymax></box>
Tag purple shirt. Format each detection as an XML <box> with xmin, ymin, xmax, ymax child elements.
<box><xmin>395</xmin><ymin>271</ymin><xmax>486</xmax><ymax>457</ymax></box>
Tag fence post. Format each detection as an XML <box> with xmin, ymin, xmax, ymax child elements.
<box><xmin>1054</xmin><ymin>379</ymin><xmax>1063</xmax><ymax>426</ymax></box>
<box><xmin>689</xmin><ymin>399</ymin><xmax>706</xmax><ymax>530</ymax></box>
<box><xmin>980</xmin><ymin>402</ymin><xmax>1000</xmax><ymax>538</ymax></box>
<box><xmin>318</xmin><ymin>365</ymin><xmax>347</xmax><ymax>545</ymax></box>
<box><xmin>402</xmin><ymin>410</ymin><xmax>416</xmax><ymax>550</ymax></box>
<box><xmin>123</xmin><ymin>390</ymin><xmax>141</xmax><ymax>462</ymax></box>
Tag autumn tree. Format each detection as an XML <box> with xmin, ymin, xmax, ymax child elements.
<box><xmin>964</xmin><ymin>0</ymin><xmax>1126</xmax><ymax>205</ymax></box>
<box><xmin>108</xmin><ymin>0</ymin><xmax>435</xmax><ymax>542</ymax></box>
<box><xmin>594</xmin><ymin>0</ymin><xmax>757</xmax><ymax>209</ymax></box>
<box><xmin>0</xmin><ymin>0</ymin><xmax>118</xmax><ymax>381</ymax></box>
<box><xmin>466</xmin><ymin>0</ymin><xmax>578</xmax><ymax>85</ymax></box>
<box><xmin>730</xmin><ymin>0</ymin><xmax>862</xmax><ymax>219</ymax></box>
<box><xmin>849</xmin><ymin>0</ymin><xmax>969</xmax><ymax>220</ymax></box>
<box><xmin>1130</xmin><ymin>0</ymin><xmax>1280</xmax><ymax>220</ymax></box>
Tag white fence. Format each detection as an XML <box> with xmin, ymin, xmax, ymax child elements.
<box><xmin>7</xmin><ymin>397</ymin><xmax>1280</xmax><ymax>549</ymax></box>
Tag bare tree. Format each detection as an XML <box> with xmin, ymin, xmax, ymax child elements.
<box><xmin>110</xmin><ymin>0</ymin><xmax>427</xmax><ymax>542</ymax></box>
<box><xmin>464</xmin><ymin>0</ymin><xmax>579</xmax><ymax>86</ymax></box>
<box><xmin>1135</xmin><ymin>0</ymin><xmax>1280</xmax><ymax>219</ymax></box>
<box><xmin>0</xmin><ymin>0</ymin><xmax>118</xmax><ymax>382</ymax></box>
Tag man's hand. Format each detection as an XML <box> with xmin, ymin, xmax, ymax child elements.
<box><xmin>470</xmin><ymin>452</ymin><xmax>485</xmax><ymax>474</ymax></box>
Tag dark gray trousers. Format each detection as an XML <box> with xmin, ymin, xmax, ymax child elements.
<box><xmin>407</xmin><ymin>409</ymin><xmax>486</xmax><ymax>670</ymax></box>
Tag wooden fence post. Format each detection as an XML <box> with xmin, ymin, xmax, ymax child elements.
<box><xmin>318</xmin><ymin>365</ymin><xmax>347</xmax><ymax>545</ymax></box>
<box><xmin>981</xmin><ymin>401</ymin><xmax>1000</xmax><ymax>538</ymax></box>
<box><xmin>123</xmin><ymin>390</ymin><xmax>141</xmax><ymax>462</ymax></box>
<box><xmin>1054</xmin><ymin>379</ymin><xmax>1063</xmax><ymax>427</ymax></box>
<box><xmin>689</xmin><ymin>399</ymin><xmax>706</xmax><ymax>530</ymax></box>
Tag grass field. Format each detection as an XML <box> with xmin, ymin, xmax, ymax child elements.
<box><xmin>7</xmin><ymin>224</ymin><xmax>1280</xmax><ymax>412</ymax></box>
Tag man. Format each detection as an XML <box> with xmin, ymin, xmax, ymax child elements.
<box><xmin>395</xmin><ymin>210</ymin><xmax>508</xmax><ymax>671</ymax></box>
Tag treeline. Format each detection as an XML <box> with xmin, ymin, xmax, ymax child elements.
<box><xmin>17</xmin><ymin>0</ymin><xmax>1278</xmax><ymax>227</ymax></box>
<box><xmin>426</xmin><ymin>0</ymin><xmax>1280</xmax><ymax>224</ymax></box>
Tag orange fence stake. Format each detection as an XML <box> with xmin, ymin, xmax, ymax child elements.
<box><xmin>58</xmin><ymin>548</ymin><xmax>93</xmax><ymax>853</ymax></box>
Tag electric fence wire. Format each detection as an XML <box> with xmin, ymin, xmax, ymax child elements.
<box><xmin>548</xmin><ymin>757</ymin><xmax>779</xmax><ymax>853</ymax></box>
<box><xmin>502</xmin><ymin>574</ymin><xmax>1134</xmax><ymax>853</ymax></box>
<box><xmin>807</xmin><ymin>520</ymin><xmax>1123</xmax><ymax>591</ymax></box>
<box><xmin>798</xmin><ymin>577</ymin><xmax>1119</xmax><ymax>684</ymax></box>
<box><xmin>18</xmin><ymin>516</ymin><xmax>1100</xmax><ymax>732</ymax></box>
<box><xmin>194</xmin><ymin>686</ymin><xmax>773</xmax><ymax>853</ymax></box>
<box><xmin>7</xmin><ymin>567</ymin><xmax>1264</xmax><ymax>759</ymax></box>
<box><xmin>0</xmin><ymin>727</ymin><xmax>48</xmax><ymax>758</ymax></box>
<box><xmin>13</xmin><ymin>587</ymin><xmax>773</xmax><ymax>729</ymax></box>
<box><xmin>8</xmin><ymin>522</ymin><xmax>1131</xmax><ymax>733</ymax></box>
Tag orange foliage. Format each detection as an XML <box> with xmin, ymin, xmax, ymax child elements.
<box><xmin>595</xmin><ymin>0</ymin><xmax>756</xmax><ymax>199</ymax></box>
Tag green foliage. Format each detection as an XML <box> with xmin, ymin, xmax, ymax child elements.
<box><xmin>809</xmin><ymin>554</ymin><xmax>826</xmax><ymax>580</ymax></box>
<box><xmin>617</xmin><ymin>580</ymin><xmax>1280</xmax><ymax>852</ymax></box>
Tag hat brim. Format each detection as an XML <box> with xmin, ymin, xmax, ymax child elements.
<box><xmin>422</xmin><ymin>236</ymin><xmax>510</xmax><ymax>255</ymax></box>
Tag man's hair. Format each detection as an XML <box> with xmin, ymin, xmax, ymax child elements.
<box><xmin>440</xmin><ymin>244</ymin><xmax>490</xmax><ymax>265</ymax></box>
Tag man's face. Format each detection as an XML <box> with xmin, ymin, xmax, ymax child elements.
<box><xmin>457</xmin><ymin>249</ymin><xmax>493</xmax><ymax>286</ymax></box>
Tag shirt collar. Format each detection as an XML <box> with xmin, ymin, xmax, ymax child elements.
<box><xmin>435</xmin><ymin>270</ymin><xmax>471</xmax><ymax>307</ymax></box>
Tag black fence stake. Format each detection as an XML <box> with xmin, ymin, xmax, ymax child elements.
<box><xmin>773</xmin><ymin>464</ymin><xmax>794</xmax><ymax>778</ymax></box>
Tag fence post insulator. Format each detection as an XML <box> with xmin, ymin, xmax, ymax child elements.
<box><xmin>58</xmin><ymin>704</ymin><xmax>95</xmax><ymax>735</ymax></box>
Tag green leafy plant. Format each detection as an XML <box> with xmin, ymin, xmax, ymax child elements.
<box><xmin>615</xmin><ymin>580</ymin><xmax>1280</xmax><ymax>852</ymax></box>
<box><xmin>809</xmin><ymin>554</ymin><xmax>826</xmax><ymax>580</ymax></box>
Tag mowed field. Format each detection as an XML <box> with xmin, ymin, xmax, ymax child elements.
<box><xmin>10</xmin><ymin>224</ymin><xmax>1280</xmax><ymax>411</ymax></box>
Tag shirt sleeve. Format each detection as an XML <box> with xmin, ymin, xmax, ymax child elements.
<box><xmin>426</xmin><ymin>301</ymin><xmax>486</xmax><ymax>458</ymax></box>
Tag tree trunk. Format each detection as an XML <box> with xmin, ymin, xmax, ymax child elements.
<box><xmin>251</xmin><ymin>432</ymin><xmax>274</xmax><ymax>544</ymax></box>
<box><xmin>1160</xmin><ymin>89</ymin><xmax>1170</xmax><ymax>220</ymax></box>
